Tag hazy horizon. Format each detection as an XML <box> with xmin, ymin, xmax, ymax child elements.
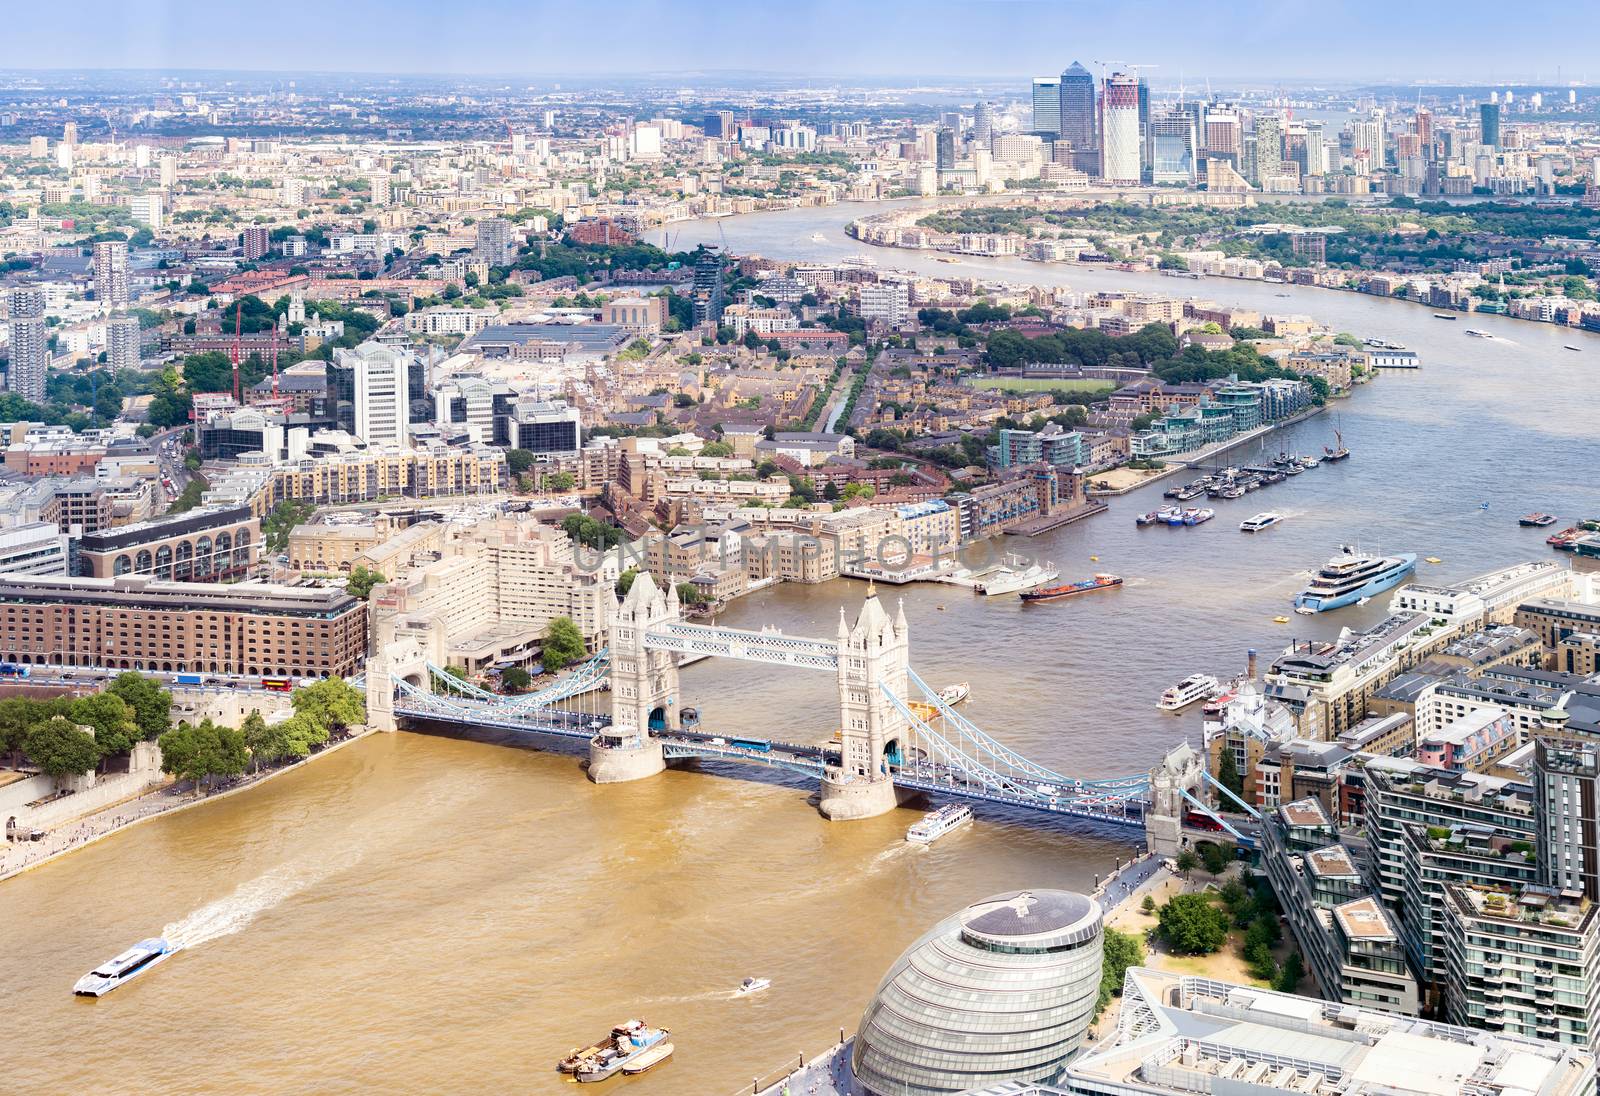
<box><xmin>2</xmin><ymin>1</ymin><xmax>1598</xmax><ymax>86</ymax></box>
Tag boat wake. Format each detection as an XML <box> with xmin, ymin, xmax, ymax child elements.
<box><xmin>162</xmin><ymin>855</ymin><xmax>355</xmax><ymax>950</ymax></box>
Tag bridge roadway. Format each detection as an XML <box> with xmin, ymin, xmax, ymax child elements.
<box><xmin>391</xmin><ymin>694</ymin><xmax>1152</xmax><ymax>829</ymax></box>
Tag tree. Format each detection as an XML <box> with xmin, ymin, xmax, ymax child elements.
<box><xmin>700</xmin><ymin>440</ymin><xmax>733</xmax><ymax>457</ymax></box>
<box><xmin>291</xmin><ymin>677</ymin><xmax>365</xmax><ymax>735</ymax></box>
<box><xmin>615</xmin><ymin>569</ymin><xmax>638</xmax><ymax>597</ymax></box>
<box><xmin>1273</xmin><ymin>952</ymin><xmax>1305</xmax><ymax>993</ymax></box>
<box><xmin>1198</xmin><ymin>841</ymin><xmax>1235</xmax><ymax>876</ymax></box>
<box><xmin>241</xmin><ymin>712</ymin><xmax>281</xmax><ymax>770</ymax></box>
<box><xmin>1141</xmin><ymin>894</ymin><xmax>1157</xmax><ymax>914</ymax></box>
<box><xmin>24</xmin><ymin>717</ymin><xmax>101</xmax><ymax>779</ymax></box>
<box><xmin>69</xmin><ymin>693</ymin><xmax>139</xmax><ymax>760</ymax></box>
<box><xmin>107</xmin><ymin>672</ymin><xmax>172</xmax><ymax>740</ymax></box>
<box><xmin>542</xmin><ymin>471</ymin><xmax>576</xmax><ymax>492</ymax></box>
<box><xmin>676</xmin><ymin>582</ymin><xmax>707</xmax><ymax>605</ymax></box>
<box><xmin>502</xmin><ymin>667</ymin><xmax>533</xmax><ymax>693</ymax></box>
<box><xmin>506</xmin><ymin>448</ymin><xmax>536</xmax><ymax>475</ymax></box>
<box><xmin>1175</xmin><ymin>849</ymin><xmax>1200</xmax><ymax>876</ymax></box>
<box><xmin>1216</xmin><ymin>747</ymin><xmax>1246</xmax><ymax>806</ymax></box>
<box><xmin>346</xmin><ymin>564</ymin><xmax>385</xmax><ymax>599</ymax></box>
<box><xmin>159</xmin><ymin>719</ymin><xmax>248</xmax><ymax>793</ymax></box>
<box><xmin>1158</xmin><ymin>893</ymin><xmax>1229</xmax><ymax>955</ymax></box>
<box><xmin>541</xmin><ymin>616</ymin><xmax>586</xmax><ymax>671</ymax></box>
<box><xmin>1097</xmin><ymin>928</ymin><xmax>1146</xmax><ymax>1016</ymax></box>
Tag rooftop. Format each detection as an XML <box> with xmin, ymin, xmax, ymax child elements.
<box><xmin>1333</xmin><ymin>896</ymin><xmax>1399</xmax><ymax>941</ymax></box>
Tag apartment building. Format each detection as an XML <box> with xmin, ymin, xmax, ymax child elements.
<box><xmin>1266</xmin><ymin>613</ymin><xmax>1446</xmax><ymax>739</ymax></box>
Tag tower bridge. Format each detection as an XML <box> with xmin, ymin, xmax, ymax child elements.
<box><xmin>365</xmin><ymin>572</ymin><xmax>1257</xmax><ymax>851</ymax></box>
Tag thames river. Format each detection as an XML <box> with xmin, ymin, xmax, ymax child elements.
<box><xmin>1</xmin><ymin>200</ymin><xmax>1596</xmax><ymax>1095</ymax></box>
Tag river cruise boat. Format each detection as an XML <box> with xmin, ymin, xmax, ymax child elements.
<box><xmin>560</xmin><ymin>1021</ymin><xmax>671</xmax><ymax>1082</ymax></box>
<box><xmin>74</xmin><ymin>938</ymin><xmax>181</xmax><ymax>997</ymax></box>
<box><xmin>1020</xmin><ymin>574</ymin><xmax>1123</xmax><ymax>603</ymax></box>
<box><xmin>1158</xmin><ymin>674</ymin><xmax>1221</xmax><ymax>712</ymax></box>
<box><xmin>976</xmin><ymin>560</ymin><xmax>1058</xmax><ymax>595</ymax></box>
<box><xmin>1293</xmin><ymin>546</ymin><xmax>1416</xmax><ymax>614</ymax></box>
<box><xmin>1240</xmin><ymin>512</ymin><xmax>1282</xmax><ymax>533</ymax></box>
<box><xmin>1520</xmin><ymin>513</ymin><xmax>1558</xmax><ymax>527</ymax></box>
<box><xmin>907</xmin><ymin>803</ymin><xmax>974</xmax><ymax>844</ymax></box>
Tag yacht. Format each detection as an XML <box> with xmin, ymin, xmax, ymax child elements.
<box><xmin>1158</xmin><ymin>674</ymin><xmax>1221</xmax><ymax>712</ymax></box>
<box><xmin>1293</xmin><ymin>546</ymin><xmax>1417</xmax><ymax>614</ymax></box>
<box><xmin>74</xmin><ymin>938</ymin><xmax>181</xmax><ymax>997</ymax></box>
<box><xmin>1239</xmin><ymin>512</ymin><xmax>1282</xmax><ymax>532</ymax></box>
<box><xmin>976</xmin><ymin>560</ymin><xmax>1059</xmax><ymax>595</ymax></box>
<box><xmin>907</xmin><ymin>803</ymin><xmax>974</xmax><ymax>844</ymax></box>
<box><xmin>939</xmin><ymin>682</ymin><xmax>971</xmax><ymax>706</ymax></box>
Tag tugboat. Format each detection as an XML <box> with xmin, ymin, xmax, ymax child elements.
<box><xmin>1020</xmin><ymin>573</ymin><xmax>1123</xmax><ymax>604</ymax></box>
<box><xmin>1520</xmin><ymin>513</ymin><xmax>1558</xmax><ymax>528</ymax></box>
<box><xmin>559</xmin><ymin>1020</ymin><xmax>671</xmax><ymax>1082</ymax></box>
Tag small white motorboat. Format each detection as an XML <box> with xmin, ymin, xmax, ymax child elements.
<box><xmin>736</xmin><ymin>977</ymin><xmax>771</xmax><ymax>995</ymax></box>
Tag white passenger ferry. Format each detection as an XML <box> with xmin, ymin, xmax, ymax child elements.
<box><xmin>74</xmin><ymin>938</ymin><xmax>181</xmax><ymax>997</ymax></box>
<box><xmin>1158</xmin><ymin>674</ymin><xmax>1221</xmax><ymax>712</ymax></box>
<box><xmin>1239</xmin><ymin>512</ymin><xmax>1282</xmax><ymax>533</ymax></box>
<box><xmin>907</xmin><ymin>804</ymin><xmax>974</xmax><ymax>844</ymax></box>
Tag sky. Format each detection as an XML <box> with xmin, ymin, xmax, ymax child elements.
<box><xmin>1</xmin><ymin>1</ymin><xmax>1597</xmax><ymax>85</ymax></box>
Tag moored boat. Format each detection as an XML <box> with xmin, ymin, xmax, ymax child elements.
<box><xmin>622</xmin><ymin>1043</ymin><xmax>674</xmax><ymax>1075</ymax></box>
<box><xmin>1433</xmin><ymin>312</ymin><xmax>1458</xmax><ymax>320</ymax></box>
<box><xmin>1520</xmin><ymin>513</ymin><xmax>1558</xmax><ymax>527</ymax></box>
<box><xmin>1019</xmin><ymin>573</ymin><xmax>1123</xmax><ymax>603</ymax></box>
<box><xmin>1293</xmin><ymin>546</ymin><xmax>1416</xmax><ymax>614</ymax></box>
<box><xmin>1158</xmin><ymin>674</ymin><xmax>1221</xmax><ymax>712</ymax></box>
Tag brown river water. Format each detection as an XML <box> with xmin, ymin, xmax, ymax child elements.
<box><xmin>3</xmin><ymin>199</ymin><xmax>1597</xmax><ymax>1094</ymax></box>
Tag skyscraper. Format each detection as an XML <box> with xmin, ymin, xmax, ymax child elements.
<box><xmin>1059</xmin><ymin>62</ymin><xmax>1098</xmax><ymax>173</ymax></box>
<box><xmin>1303</xmin><ymin>120</ymin><xmax>1326</xmax><ymax>176</ymax></box>
<box><xmin>1480</xmin><ymin>101</ymin><xmax>1502</xmax><ymax>149</ymax></box>
<box><xmin>1148</xmin><ymin>110</ymin><xmax>1197</xmax><ymax>185</ymax></box>
<box><xmin>92</xmin><ymin>239</ymin><xmax>129</xmax><ymax>312</ymax></box>
<box><xmin>475</xmin><ymin>218</ymin><xmax>514</xmax><ymax>265</ymax></box>
<box><xmin>5</xmin><ymin>288</ymin><xmax>48</xmax><ymax>403</ymax></box>
<box><xmin>692</xmin><ymin>248</ymin><xmax>724</xmax><ymax>328</ymax></box>
<box><xmin>1100</xmin><ymin>73</ymin><xmax>1141</xmax><ymax>184</ymax></box>
<box><xmin>1031</xmin><ymin>78</ymin><xmax>1061</xmax><ymax>137</ymax></box>
<box><xmin>935</xmin><ymin>127</ymin><xmax>956</xmax><ymax>171</ymax></box>
<box><xmin>1253</xmin><ymin>113</ymin><xmax>1284</xmax><ymax>186</ymax></box>
<box><xmin>972</xmin><ymin>101</ymin><xmax>994</xmax><ymax>146</ymax></box>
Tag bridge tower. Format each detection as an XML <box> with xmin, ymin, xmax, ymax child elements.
<box><xmin>819</xmin><ymin>585</ymin><xmax>913</xmax><ymax>820</ymax></box>
<box><xmin>364</xmin><ymin>589</ymin><xmax>448</xmax><ymax>733</ymax></box>
<box><xmin>1145</xmin><ymin>740</ymin><xmax>1205</xmax><ymax>856</ymax></box>
<box><xmin>590</xmin><ymin>571</ymin><xmax>679</xmax><ymax>783</ymax></box>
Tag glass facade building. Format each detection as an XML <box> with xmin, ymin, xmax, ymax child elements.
<box><xmin>853</xmin><ymin>890</ymin><xmax>1102</xmax><ymax>1096</ymax></box>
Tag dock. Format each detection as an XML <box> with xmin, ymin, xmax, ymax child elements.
<box><xmin>1003</xmin><ymin>501</ymin><xmax>1108</xmax><ymax>537</ymax></box>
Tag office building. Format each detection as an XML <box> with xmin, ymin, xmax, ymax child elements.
<box><xmin>76</xmin><ymin>505</ymin><xmax>259</xmax><ymax>582</ymax></box>
<box><xmin>105</xmin><ymin>316</ymin><xmax>141</xmax><ymax>372</ymax></box>
<box><xmin>0</xmin><ymin>574</ymin><xmax>367</xmax><ymax>678</ymax></box>
<box><xmin>1481</xmin><ymin>102</ymin><xmax>1502</xmax><ymax>149</ymax></box>
<box><xmin>853</xmin><ymin>890</ymin><xmax>1102</xmax><ymax>1096</ymax></box>
<box><xmin>502</xmin><ymin>400</ymin><xmax>582</xmax><ymax>455</ymax></box>
<box><xmin>92</xmin><ymin>239</ymin><xmax>129</xmax><ymax>311</ymax></box>
<box><xmin>5</xmin><ymin>287</ymin><xmax>48</xmax><ymax>402</ymax></box>
<box><xmin>0</xmin><ymin>521</ymin><xmax>70</xmax><ymax>578</ymax></box>
<box><xmin>1031</xmin><ymin>77</ymin><xmax>1061</xmax><ymax>137</ymax></box>
<box><xmin>1100</xmin><ymin>73</ymin><xmax>1142</xmax><ymax>183</ymax></box>
<box><xmin>341</xmin><ymin>343</ymin><xmax>412</xmax><ymax>448</ymax></box>
<box><xmin>1148</xmin><ymin>110</ymin><xmax>1197</xmax><ymax>184</ymax></box>
<box><xmin>1056</xmin><ymin>967</ymin><xmax>1595</xmax><ymax>1096</ymax></box>
<box><xmin>935</xmin><ymin>127</ymin><xmax>956</xmax><ymax>171</ymax></box>
<box><xmin>1059</xmin><ymin>62</ymin><xmax>1097</xmax><ymax>173</ymax></box>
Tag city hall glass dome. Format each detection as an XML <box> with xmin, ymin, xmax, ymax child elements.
<box><xmin>852</xmin><ymin>889</ymin><xmax>1104</xmax><ymax>1096</ymax></box>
